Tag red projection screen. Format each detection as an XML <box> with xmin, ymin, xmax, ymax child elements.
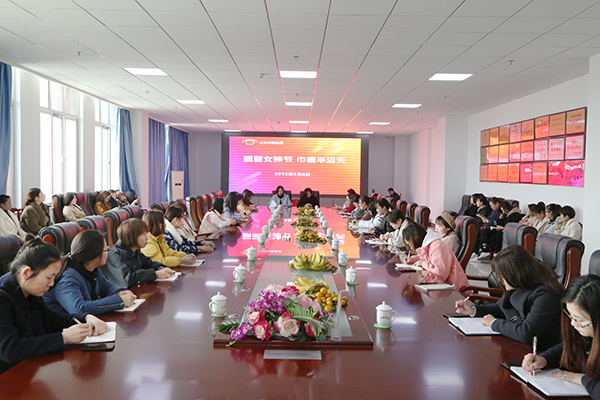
<box><xmin>223</xmin><ymin>135</ymin><xmax>366</xmax><ymax>195</ymax></box>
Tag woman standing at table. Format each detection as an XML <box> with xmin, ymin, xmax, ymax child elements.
<box><xmin>44</xmin><ymin>230</ymin><xmax>137</xmax><ymax>315</ymax></box>
<box><xmin>269</xmin><ymin>185</ymin><xmax>292</xmax><ymax>207</ymax></box>
<box><xmin>141</xmin><ymin>210</ymin><xmax>196</xmax><ymax>267</ymax></box>
<box><xmin>0</xmin><ymin>239</ymin><xmax>108</xmax><ymax>374</ymax></box>
<box><xmin>402</xmin><ymin>221</ymin><xmax>469</xmax><ymax>292</ymax></box>
<box><xmin>101</xmin><ymin>219</ymin><xmax>175</xmax><ymax>288</ymax></box>
<box><xmin>19</xmin><ymin>188</ymin><xmax>52</xmax><ymax>235</ymax></box>
<box><xmin>522</xmin><ymin>275</ymin><xmax>600</xmax><ymax>398</ymax></box>
<box><xmin>455</xmin><ymin>245</ymin><xmax>562</xmax><ymax>350</ymax></box>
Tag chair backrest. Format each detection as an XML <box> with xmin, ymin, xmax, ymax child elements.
<box><xmin>209</xmin><ymin>192</ymin><xmax>216</xmax><ymax>200</ymax></box>
<box><xmin>77</xmin><ymin>216</ymin><xmax>108</xmax><ymax>234</ymax></box>
<box><xmin>458</xmin><ymin>194</ymin><xmax>471</xmax><ymax>215</ymax></box>
<box><xmin>589</xmin><ymin>250</ymin><xmax>600</xmax><ymax>276</ymax></box>
<box><xmin>74</xmin><ymin>192</ymin><xmax>92</xmax><ymax>215</ymax></box>
<box><xmin>502</xmin><ymin>223</ymin><xmax>537</xmax><ymax>255</ymax></box>
<box><xmin>86</xmin><ymin>191</ymin><xmax>99</xmax><ymax>215</ymax></box>
<box><xmin>39</xmin><ymin>222</ymin><xmax>81</xmax><ymax>255</ymax></box>
<box><xmin>407</xmin><ymin>202</ymin><xmax>418</xmax><ymax>219</ymax></box>
<box><xmin>298</xmin><ymin>190</ymin><xmax>320</xmax><ymax>206</ymax></box>
<box><xmin>51</xmin><ymin>194</ymin><xmax>65</xmax><ymax>223</ymax></box>
<box><xmin>104</xmin><ymin>209</ymin><xmax>131</xmax><ymax>247</ymax></box>
<box><xmin>204</xmin><ymin>194</ymin><xmax>213</xmax><ymax>210</ymax></box>
<box><xmin>215</xmin><ymin>190</ymin><xmax>223</xmax><ymax>198</ymax></box>
<box><xmin>535</xmin><ymin>233</ymin><xmax>585</xmax><ymax>288</ymax></box>
<box><xmin>414</xmin><ymin>206</ymin><xmax>431</xmax><ymax>230</ymax></box>
<box><xmin>122</xmin><ymin>205</ymin><xmax>143</xmax><ymax>219</ymax></box>
<box><xmin>455</xmin><ymin>216</ymin><xmax>478</xmax><ymax>270</ymax></box>
<box><xmin>150</xmin><ymin>202</ymin><xmax>169</xmax><ymax>213</ymax></box>
<box><xmin>0</xmin><ymin>234</ymin><xmax>21</xmax><ymax>275</ymax></box>
<box><xmin>398</xmin><ymin>200</ymin><xmax>407</xmax><ymax>215</ymax></box>
<box><xmin>186</xmin><ymin>196</ymin><xmax>200</xmax><ymax>231</ymax></box>
<box><xmin>196</xmin><ymin>195</ymin><xmax>206</xmax><ymax>219</ymax></box>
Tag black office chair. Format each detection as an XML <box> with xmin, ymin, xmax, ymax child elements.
<box><xmin>413</xmin><ymin>206</ymin><xmax>430</xmax><ymax>230</ymax></box>
<box><xmin>77</xmin><ymin>216</ymin><xmax>108</xmax><ymax>235</ymax></box>
<box><xmin>589</xmin><ymin>250</ymin><xmax>600</xmax><ymax>276</ymax></box>
<box><xmin>535</xmin><ymin>233</ymin><xmax>585</xmax><ymax>288</ymax></box>
<box><xmin>502</xmin><ymin>223</ymin><xmax>537</xmax><ymax>255</ymax></box>
<box><xmin>0</xmin><ymin>235</ymin><xmax>21</xmax><ymax>274</ymax></box>
<box><xmin>406</xmin><ymin>202</ymin><xmax>418</xmax><ymax>219</ymax></box>
<box><xmin>39</xmin><ymin>222</ymin><xmax>81</xmax><ymax>255</ymax></box>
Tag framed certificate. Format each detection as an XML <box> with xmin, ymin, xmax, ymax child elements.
<box><xmin>499</xmin><ymin>126</ymin><xmax>510</xmax><ymax>144</ymax></box>
<box><xmin>480</xmin><ymin>147</ymin><xmax>488</xmax><ymax>164</ymax></box>
<box><xmin>534</xmin><ymin>139</ymin><xmax>548</xmax><ymax>161</ymax></box>
<box><xmin>487</xmin><ymin>164</ymin><xmax>498</xmax><ymax>182</ymax></box>
<box><xmin>548</xmin><ymin>161</ymin><xmax>566</xmax><ymax>186</ymax></box>
<box><xmin>481</xmin><ymin>130</ymin><xmax>490</xmax><ymax>147</ymax></box>
<box><xmin>548</xmin><ymin>138</ymin><xmax>565</xmax><ymax>161</ymax></box>
<box><xmin>520</xmin><ymin>163</ymin><xmax>533</xmax><ymax>183</ymax></box>
<box><xmin>520</xmin><ymin>141</ymin><xmax>534</xmax><ymax>162</ymax></box>
<box><xmin>532</xmin><ymin>162</ymin><xmax>548</xmax><ymax>184</ymax></box>
<box><xmin>509</xmin><ymin>123</ymin><xmax>522</xmax><ymax>143</ymax></box>
<box><xmin>498</xmin><ymin>144</ymin><xmax>509</xmax><ymax>163</ymax></box>
<box><xmin>489</xmin><ymin>127</ymin><xmax>499</xmax><ymax>146</ymax></box>
<box><xmin>508</xmin><ymin>164</ymin><xmax>520</xmax><ymax>183</ymax></box>
<box><xmin>480</xmin><ymin>165</ymin><xmax>488</xmax><ymax>182</ymax></box>
<box><xmin>549</xmin><ymin>112</ymin><xmax>566</xmax><ymax>136</ymax></box>
<box><xmin>497</xmin><ymin>164</ymin><xmax>508</xmax><ymax>182</ymax></box>
<box><xmin>565</xmin><ymin>135</ymin><xmax>585</xmax><ymax>160</ymax></box>
<box><xmin>509</xmin><ymin>143</ymin><xmax>520</xmax><ymax>162</ymax></box>
<box><xmin>488</xmin><ymin>146</ymin><xmax>499</xmax><ymax>164</ymax></box>
<box><xmin>566</xmin><ymin>108</ymin><xmax>586</xmax><ymax>135</ymax></box>
<box><xmin>565</xmin><ymin>160</ymin><xmax>584</xmax><ymax>187</ymax></box>
<box><xmin>535</xmin><ymin>116</ymin><xmax>549</xmax><ymax>138</ymax></box>
<box><xmin>521</xmin><ymin>120</ymin><xmax>534</xmax><ymax>141</ymax></box>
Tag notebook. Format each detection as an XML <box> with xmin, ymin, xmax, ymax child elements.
<box><xmin>115</xmin><ymin>299</ymin><xmax>145</xmax><ymax>313</ymax></box>
<box><xmin>366</xmin><ymin>239</ymin><xmax>387</xmax><ymax>245</ymax></box>
<box><xmin>448</xmin><ymin>317</ymin><xmax>500</xmax><ymax>336</ymax></box>
<box><xmin>156</xmin><ymin>272</ymin><xmax>182</xmax><ymax>282</ymax></box>
<box><xmin>415</xmin><ymin>283</ymin><xmax>455</xmax><ymax>291</ymax></box>
<box><xmin>395</xmin><ymin>263</ymin><xmax>422</xmax><ymax>271</ymax></box>
<box><xmin>510</xmin><ymin>367</ymin><xmax>589</xmax><ymax>397</ymax></box>
<box><xmin>80</xmin><ymin>322</ymin><xmax>117</xmax><ymax>344</ymax></box>
<box><xmin>189</xmin><ymin>259</ymin><xmax>205</xmax><ymax>267</ymax></box>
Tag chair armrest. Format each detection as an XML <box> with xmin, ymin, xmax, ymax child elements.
<box><xmin>468</xmin><ymin>293</ymin><xmax>500</xmax><ymax>304</ymax></box>
<box><xmin>466</xmin><ymin>274</ymin><xmax>488</xmax><ymax>281</ymax></box>
<box><xmin>462</xmin><ymin>284</ymin><xmax>504</xmax><ymax>295</ymax></box>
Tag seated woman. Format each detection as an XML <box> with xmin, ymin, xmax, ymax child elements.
<box><xmin>269</xmin><ymin>186</ymin><xmax>292</xmax><ymax>207</ymax></box>
<box><xmin>373</xmin><ymin>198</ymin><xmax>393</xmax><ymax>237</ymax></box>
<box><xmin>402</xmin><ymin>221</ymin><xmax>469</xmax><ymax>292</ymax></box>
<box><xmin>62</xmin><ymin>192</ymin><xmax>86</xmax><ymax>222</ymax></box>
<box><xmin>544</xmin><ymin>203</ymin><xmax>562</xmax><ymax>234</ymax></box>
<box><xmin>94</xmin><ymin>191</ymin><xmax>113</xmax><ymax>216</ymax></box>
<box><xmin>0</xmin><ymin>239</ymin><xmax>108</xmax><ymax>375</ymax></box>
<box><xmin>199</xmin><ymin>198</ymin><xmax>236</xmax><ymax>234</ymax></box>
<box><xmin>101</xmin><ymin>218</ymin><xmax>175</xmax><ymax>288</ymax></box>
<box><xmin>0</xmin><ymin>195</ymin><xmax>27</xmax><ymax>240</ymax></box>
<box><xmin>554</xmin><ymin>205</ymin><xmax>582</xmax><ymax>240</ymax></box>
<box><xmin>522</xmin><ymin>275</ymin><xmax>600</xmax><ymax>398</ymax></box>
<box><xmin>167</xmin><ymin>202</ymin><xmax>214</xmax><ymax>251</ymax></box>
<box><xmin>498</xmin><ymin>200</ymin><xmax>523</xmax><ymax>227</ymax></box>
<box><xmin>456</xmin><ymin>245</ymin><xmax>563</xmax><ymax>350</ymax></box>
<box><xmin>355</xmin><ymin>200</ymin><xmax>378</xmax><ymax>229</ymax></box>
<box><xmin>125</xmin><ymin>190</ymin><xmax>141</xmax><ymax>206</ymax></box>
<box><xmin>337</xmin><ymin>191</ymin><xmax>357</xmax><ymax>214</ymax></box>
<box><xmin>19</xmin><ymin>188</ymin><xmax>52</xmax><ymax>235</ymax></box>
<box><xmin>520</xmin><ymin>202</ymin><xmax>548</xmax><ymax>232</ymax></box>
<box><xmin>382</xmin><ymin>209</ymin><xmax>408</xmax><ymax>248</ymax></box>
<box><xmin>141</xmin><ymin>210</ymin><xmax>196</xmax><ymax>267</ymax></box>
<box><xmin>435</xmin><ymin>212</ymin><xmax>459</xmax><ymax>254</ymax></box>
<box><xmin>349</xmin><ymin>195</ymin><xmax>364</xmax><ymax>220</ymax></box>
<box><xmin>164</xmin><ymin>206</ymin><xmax>212</xmax><ymax>253</ymax></box>
<box><xmin>44</xmin><ymin>230</ymin><xmax>136</xmax><ymax>315</ymax></box>
<box><xmin>223</xmin><ymin>192</ymin><xmax>249</xmax><ymax>223</ymax></box>
<box><xmin>477</xmin><ymin>197</ymin><xmax>502</xmax><ymax>258</ymax></box>
<box><xmin>237</xmin><ymin>189</ymin><xmax>258</xmax><ymax>214</ymax></box>
<box><xmin>473</xmin><ymin>193</ymin><xmax>492</xmax><ymax>222</ymax></box>
<box><xmin>297</xmin><ymin>188</ymin><xmax>319</xmax><ymax>208</ymax></box>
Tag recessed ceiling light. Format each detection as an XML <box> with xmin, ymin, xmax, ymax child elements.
<box><xmin>429</xmin><ymin>73</ymin><xmax>472</xmax><ymax>81</ymax></box>
<box><xmin>291</xmin><ymin>131</ymin><xmax>307</xmax><ymax>133</ymax></box>
<box><xmin>392</xmin><ymin>103</ymin><xmax>421</xmax><ymax>108</ymax></box>
<box><xmin>357</xmin><ymin>132</ymin><xmax>373</xmax><ymax>134</ymax></box>
<box><xmin>224</xmin><ymin>129</ymin><xmax>241</xmax><ymax>133</ymax></box>
<box><xmin>170</xmin><ymin>123</ymin><xmax>197</xmax><ymax>127</ymax></box>
<box><xmin>280</xmin><ymin>71</ymin><xmax>317</xmax><ymax>79</ymax></box>
<box><xmin>208</xmin><ymin>119</ymin><xmax>228</xmax><ymax>123</ymax></box>
<box><xmin>124</xmin><ymin>67</ymin><xmax>167</xmax><ymax>76</ymax></box>
<box><xmin>177</xmin><ymin>99</ymin><xmax>205</xmax><ymax>105</ymax></box>
<box><xmin>286</xmin><ymin>101</ymin><xmax>312</xmax><ymax>107</ymax></box>
<box><xmin>290</xmin><ymin>120</ymin><xmax>309</xmax><ymax>124</ymax></box>
<box><xmin>369</xmin><ymin>122</ymin><xmax>389</xmax><ymax>126</ymax></box>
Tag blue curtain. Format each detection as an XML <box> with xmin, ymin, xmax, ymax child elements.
<box><xmin>0</xmin><ymin>63</ymin><xmax>12</xmax><ymax>195</ymax></box>
<box><xmin>167</xmin><ymin>126</ymin><xmax>190</xmax><ymax>201</ymax></box>
<box><xmin>117</xmin><ymin>108</ymin><xmax>139</xmax><ymax>196</ymax></box>
<box><xmin>148</xmin><ymin>119</ymin><xmax>167</xmax><ymax>205</ymax></box>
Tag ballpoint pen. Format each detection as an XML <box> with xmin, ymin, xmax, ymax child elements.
<box><xmin>532</xmin><ymin>336</ymin><xmax>538</xmax><ymax>376</ymax></box>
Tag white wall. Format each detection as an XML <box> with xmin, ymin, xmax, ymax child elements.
<box><xmin>367</xmin><ymin>135</ymin><xmax>396</xmax><ymax>196</ymax></box>
<box><xmin>188</xmin><ymin>131</ymin><xmax>222</xmax><ymax>196</ymax></box>
<box><xmin>393</xmin><ymin>136</ymin><xmax>409</xmax><ymax>200</ymax></box>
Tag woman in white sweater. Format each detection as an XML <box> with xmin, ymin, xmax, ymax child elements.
<box><xmin>554</xmin><ymin>205</ymin><xmax>583</xmax><ymax>241</ymax></box>
<box><xmin>0</xmin><ymin>195</ymin><xmax>27</xmax><ymax>240</ymax></box>
<box><xmin>62</xmin><ymin>192</ymin><xmax>86</xmax><ymax>222</ymax></box>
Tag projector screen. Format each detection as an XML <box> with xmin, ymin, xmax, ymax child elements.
<box><xmin>226</xmin><ymin>135</ymin><xmax>364</xmax><ymax>195</ymax></box>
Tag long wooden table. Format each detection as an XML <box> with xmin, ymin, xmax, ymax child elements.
<box><xmin>0</xmin><ymin>207</ymin><xmax>581</xmax><ymax>399</ymax></box>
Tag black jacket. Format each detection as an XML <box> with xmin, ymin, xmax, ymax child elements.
<box><xmin>540</xmin><ymin>342</ymin><xmax>600</xmax><ymax>399</ymax></box>
<box><xmin>475</xmin><ymin>285</ymin><xmax>562</xmax><ymax>351</ymax></box>
<box><xmin>100</xmin><ymin>240</ymin><xmax>164</xmax><ymax>289</ymax></box>
<box><xmin>0</xmin><ymin>273</ymin><xmax>84</xmax><ymax>374</ymax></box>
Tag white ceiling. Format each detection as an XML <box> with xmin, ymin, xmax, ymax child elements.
<box><xmin>1</xmin><ymin>0</ymin><xmax>600</xmax><ymax>135</ymax></box>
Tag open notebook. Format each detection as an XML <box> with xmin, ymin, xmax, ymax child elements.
<box><xmin>510</xmin><ymin>367</ymin><xmax>589</xmax><ymax>397</ymax></box>
<box><xmin>395</xmin><ymin>263</ymin><xmax>422</xmax><ymax>272</ymax></box>
<box><xmin>80</xmin><ymin>322</ymin><xmax>117</xmax><ymax>344</ymax></box>
<box><xmin>415</xmin><ymin>283</ymin><xmax>455</xmax><ymax>291</ymax></box>
<box><xmin>448</xmin><ymin>317</ymin><xmax>500</xmax><ymax>336</ymax></box>
<box><xmin>115</xmin><ymin>299</ymin><xmax>145</xmax><ymax>313</ymax></box>
<box><xmin>156</xmin><ymin>272</ymin><xmax>182</xmax><ymax>282</ymax></box>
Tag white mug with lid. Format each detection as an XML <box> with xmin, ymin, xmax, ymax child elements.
<box><xmin>258</xmin><ymin>233</ymin><xmax>267</xmax><ymax>244</ymax></box>
<box><xmin>246</xmin><ymin>246</ymin><xmax>256</xmax><ymax>261</ymax></box>
<box><xmin>209</xmin><ymin>292</ymin><xmax>227</xmax><ymax>315</ymax></box>
<box><xmin>345</xmin><ymin>265</ymin><xmax>357</xmax><ymax>283</ymax></box>
<box><xmin>322</xmin><ymin>220</ymin><xmax>328</xmax><ymax>229</ymax></box>
<box><xmin>327</xmin><ymin>227</ymin><xmax>334</xmax><ymax>238</ymax></box>
<box><xmin>338</xmin><ymin>250</ymin><xmax>348</xmax><ymax>265</ymax></box>
<box><xmin>331</xmin><ymin>238</ymin><xmax>339</xmax><ymax>250</ymax></box>
<box><xmin>233</xmin><ymin>264</ymin><xmax>246</xmax><ymax>281</ymax></box>
<box><xmin>376</xmin><ymin>301</ymin><xmax>397</xmax><ymax>328</ymax></box>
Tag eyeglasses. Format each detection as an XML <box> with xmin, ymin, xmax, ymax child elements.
<box><xmin>563</xmin><ymin>309</ymin><xmax>592</xmax><ymax>328</ymax></box>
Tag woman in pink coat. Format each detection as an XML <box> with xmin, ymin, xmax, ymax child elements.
<box><xmin>403</xmin><ymin>221</ymin><xmax>470</xmax><ymax>294</ymax></box>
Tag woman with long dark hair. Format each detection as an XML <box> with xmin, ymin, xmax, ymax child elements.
<box><xmin>199</xmin><ymin>197</ymin><xmax>236</xmax><ymax>234</ymax></box>
<box><xmin>456</xmin><ymin>245</ymin><xmax>563</xmax><ymax>350</ymax></box>
<box><xmin>522</xmin><ymin>275</ymin><xmax>600</xmax><ymax>398</ymax></box>
<box><xmin>19</xmin><ymin>188</ymin><xmax>52</xmax><ymax>235</ymax></box>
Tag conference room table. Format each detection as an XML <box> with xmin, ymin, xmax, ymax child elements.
<box><xmin>0</xmin><ymin>207</ymin><xmax>583</xmax><ymax>399</ymax></box>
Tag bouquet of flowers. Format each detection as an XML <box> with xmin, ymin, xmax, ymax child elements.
<box><xmin>219</xmin><ymin>284</ymin><xmax>333</xmax><ymax>346</ymax></box>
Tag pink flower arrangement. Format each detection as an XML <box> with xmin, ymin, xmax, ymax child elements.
<box><xmin>222</xmin><ymin>285</ymin><xmax>333</xmax><ymax>346</ymax></box>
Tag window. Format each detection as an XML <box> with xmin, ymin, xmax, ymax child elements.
<box><xmin>94</xmin><ymin>99</ymin><xmax>119</xmax><ymax>191</ymax></box>
<box><xmin>39</xmin><ymin>78</ymin><xmax>78</xmax><ymax>197</ymax></box>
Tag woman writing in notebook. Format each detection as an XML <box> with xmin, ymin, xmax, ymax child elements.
<box><xmin>522</xmin><ymin>275</ymin><xmax>600</xmax><ymax>398</ymax></box>
<box><xmin>456</xmin><ymin>245</ymin><xmax>562</xmax><ymax>351</ymax></box>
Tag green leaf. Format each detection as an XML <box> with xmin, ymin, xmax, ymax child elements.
<box><xmin>218</xmin><ymin>320</ymin><xmax>240</xmax><ymax>333</ymax></box>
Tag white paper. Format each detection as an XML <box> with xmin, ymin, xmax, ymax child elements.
<box><xmin>366</xmin><ymin>239</ymin><xmax>387</xmax><ymax>245</ymax></box>
<box><xmin>268</xmin><ymin>200</ymin><xmax>277</xmax><ymax>208</ymax></box>
<box><xmin>415</xmin><ymin>283</ymin><xmax>455</xmax><ymax>291</ymax></box>
<box><xmin>115</xmin><ymin>299</ymin><xmax>145</xmax><ymax>313</ymax></box>
<box><xmin>190</xmin><ymin>259</ymin><xmax>205</xmax><ymax>267</ymax></box>
<box><xmin>263</xmin><ymin>350</ymin><xmax>322</xmax><ymax>360</ymax></box>
<box><xmin>510</xmin><ymin>367</ymin><xmax>589</xmax><ymax>397</ymax></box>
<box><xmin>395</xmin><ymin>263</ymin><xmax>422</xmax><ymax>271</ymax></box>
<box><xmin>80</xmin><ymin>322</ymin><xmax>117</xmax><ymax>344</ymax></box>
<box><xmin>448</xmin><ymin>317</ymin><xmax>500</xmax><ymax>335</ymax></box>
<box><xmin>156</xmin><ymin>272</ymin><xmax>182</xmax><ymax>282</ymax></box>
